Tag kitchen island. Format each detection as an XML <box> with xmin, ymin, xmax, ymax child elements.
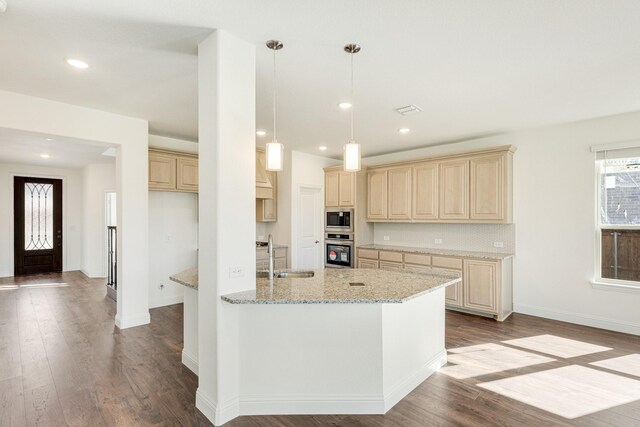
<box><xmin>221</xmin><ymin>268</ymin><xmax>460</xmax><ymax>416</ymax></box>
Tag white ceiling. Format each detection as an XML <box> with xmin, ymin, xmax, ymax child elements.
<box><xmin>0</xmin><ymin>128</ymin><xmax>115</xmax><ymax>168</ymax></box>
<box><xmin>2</xmin><ymin>1</ymin><xmax>640</xmax><ymax>158</ymax></box>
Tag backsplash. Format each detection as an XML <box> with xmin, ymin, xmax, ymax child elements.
<box><xmin>373</xmin><ymin>223</ymin><xmax>515</xmax><ymax>254</ymax></box>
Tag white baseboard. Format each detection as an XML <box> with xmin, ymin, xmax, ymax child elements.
<box><xmin>0</xmin><ymin>271</ymin><xmax>12</xmax><ymax>279</ymax></box>
<box><xmin>80</xmin><ymin>269</ymin><xmax>106</xmax><ymax>279</ymax></box>
<box><xmin>149</xmin><ymin>294</ymin><xmax>184</xmax><ymax>309</ymax></box>
<box><xmin>239</xmin><ymin>394</ymin><xmax>384</xmax><ymax>416</ymax></box>
<box><xmin>181</xmin><ymin>350</ymin><xmax>198</xmax><ymax>375</ymax></box>
<box><xmin>196</xmin><ymin>389</ymin><xmax>239</xmax><ymax>426</ymax></box>
<box><xmin>383</xmin><ymin>349</ymin><xmax>447</xmax><ymax>412</ymax></box>
<box><xmin>114</xmin><ymin>312</ymin><xmax>151</xmax><ymax>329</ymax></box>
<box><xmin>514</xmin><ymin>303</ymin><xmax>640</xmax><ymax>336</ymax></box>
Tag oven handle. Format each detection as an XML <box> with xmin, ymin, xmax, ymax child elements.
<box><xmin>325</xmin><ymin>239</ymin><xmax>353</xmax><ymax>246</ymax></box>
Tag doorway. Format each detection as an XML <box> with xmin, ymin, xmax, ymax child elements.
<box><xmin>13</xmin><ymin>176</ymin><xmax>63</xmax><ymax>275</ymax></box>
<box><xmin>296</xmin><ymin>185</ymin><xmax>323</xmax><ymax>270</ymax></box>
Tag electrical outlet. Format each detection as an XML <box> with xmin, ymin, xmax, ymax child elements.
<box><xmin>158</xmin><ymin>283</ymin><xmax>165</xmax><ymax>290</ymax></box>
<box><xmin>435</xmin><ymin>238</ymin><xmax>443</xmax><ymax>244</ymax></box>
<box><xmin>230</xmin><ymin>266</ymin><xmax>245</xmax><ymax>278</ymax></box>
<box><xmin>257</xmin><ymin>235</ymin><xmax>264</xmax><ymax>241</ymax></box>
<box><xmin>493</xmin><ymin>241</ymin><xmax>504</xmax><ymax>248</ymax></box>
<box><xmin>383</xmin><ymin>236</ymin><xmax>390</xmax><ymax>241</ymax></box>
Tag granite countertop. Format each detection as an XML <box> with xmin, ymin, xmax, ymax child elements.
<box><xmin>357</xmin><ymin>244</ymin><xmax>514</xmax><ymax>260</ymax></box>
<box><xmin>169</xmin><ymin>268</ymin><xmax>198</xmax><ymax>290</ymax></box>
<box><xmin>221</xmin><ymin>268</ymin><xmax>461</xmax><ymax>305</ymax></box>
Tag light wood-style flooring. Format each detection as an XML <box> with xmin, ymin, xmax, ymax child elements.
<box><xmin>1</xmin><ymin>271</ymin><xmax>638</xmax><ymax>426</ymax></box>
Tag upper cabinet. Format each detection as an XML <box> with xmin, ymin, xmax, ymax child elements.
<box><xmin>256</xmin><ymin>149</ymin><xmax>277</xmax><ymax>222</ymax></box>
<box><xmin>365</xmin><ymin>146</ymin><xmax>515</xmax><ymax>224</ymax></box>
<box><xmin>149</xmin><ymin>149</ymin><xmax>197</xmax><ymax>193</ymax></box>
<box><xmin>255</xmin><ymin>149</ymin><xmax>274</xmax><ymax>199</ymax></box>
<box><xmin>325</xmin><ymin>170</ymin><xmax>355</xmax><ymax>208</ymax></box>
<box><xmin>439</xmin><ymin>159</ymin><xmax>469</xmax><ymax>220</ymax></box>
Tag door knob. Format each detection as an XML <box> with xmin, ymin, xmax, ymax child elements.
<box><xmin>315</xmin><ymin>240</ymin><xmax>320</xmax><ymax>244</ymax></box>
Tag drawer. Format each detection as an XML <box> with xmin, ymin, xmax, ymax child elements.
<box><xmin>432</xmin><ymin>256</ymin><xmax>463</xmax><ymax>270</ymax></box>
<box><xmin>358</xmin><ymin>248</ymin><xmax>379</xmax><ymax>260</ymax></box>
<box><xmin>404</xmin><ymin>264</ymin><xmax>432</xmax><ymax>273</ymax></box>
<box><xmin>379</xmin><ymin>251</ymin><xmax>403</xmax><ymax>263</ymax></box>
<box><xmin>357</xmin><ymin>259</ymin><xmax>379</xmax><ymax>269</ymax></box>
<box><xmin>403</xmin><ymin>253</ymin><xmax>432</xmax><ymax>266</ymax></box>
<box><xmin>379</xmin><ymin>261</ymin><xmax>403</xmax><ymax>270</ymax></box>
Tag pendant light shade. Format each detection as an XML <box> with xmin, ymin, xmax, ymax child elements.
<box><xmin>343</xmin><ymin>43</ymin><xmax>361</xmax><ymax>172</ymax></box>
<box><xmin>266</xmin><ymin>39</ymin><xmax>284</xmax><ymax>171</ymax></box>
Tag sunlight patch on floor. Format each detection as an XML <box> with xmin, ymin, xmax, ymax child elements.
<box><xmin>502</xmin><ymin>334</ymin><xmax>612</xmax><ymax>358</ymax></box>
<box><xmin>440</xmin><ymin>343</ymin><xmax>555</xmax><ymax>379</ymax></box>
<box><xmin>591</xmin><ymin>354</ymin><xmax>640</xmax><ymax>378</ymax></box>
<box><xmin>478</xmin><ymin>365</ymin><xmax>640</xmax><ymax>419</ymax></box>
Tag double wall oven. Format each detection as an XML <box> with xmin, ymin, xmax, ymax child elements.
<box><xmin>325</xmin><ymin>208</ymin><xmax>354</xmax><ymax>268</ymax></box>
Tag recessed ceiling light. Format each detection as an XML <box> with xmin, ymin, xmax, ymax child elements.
<box><xmin>338</xmin><ymin>102</ymin><xmax>352</xmax><ymax>109</ymax></box>
<box><xmin>66</xmin><ymin>59</ymin><xmax>89</xmax><ymax>69</ymax></box>
<box><xmin>319</xmin><ymin>146</ymin><xmax>327</xmax><ymax>151</ymax></box>
<box><xmin>256</xmin><ymin>130</ymin><xmax>267</xmax><ymax>136</ymax></box>
<box><xmin>398</xmin><ymin>128</ymin><xmax>411</xmax><ymax>134</ymax></box>
<box><xmin>45</xmin><ymin>138</ymin><xmax>54</xmax><ymax>141</ymax></box>
<box><xmin>40</xmin><ymin>154</ymin><xmax>50</xmax><ymax>159</ymax></box>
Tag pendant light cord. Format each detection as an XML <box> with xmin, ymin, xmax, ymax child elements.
<box><xmin>350</xmin><ymin>51</ymin><xmax>354</xmax><ymax>142</ymax></box>
<box><xmin>273</xmin><ymin>46</ymin><xmax>277</xmax><ymax>142</ymax></box>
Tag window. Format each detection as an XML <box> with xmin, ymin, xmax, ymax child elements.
<box><xmin>596</xmin><ymin>154</ymin><xmax>640</xmax><ymax>284</ymax></box>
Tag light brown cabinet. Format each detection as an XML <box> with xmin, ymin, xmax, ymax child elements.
<box><xmin>257</xmin><ymin>169</ymin><xmax>277</xmax><ymax>222</ymax></box>
<box><xmin>149</xmin><ymin>149</ymin><xmax>197</xmax><ymax>193</ymax></box>
<box><xmin>255</xmin><ymin>149</ymin><xmax>274</xmax><ymax>199</ymax></box>
<box><xmin>325</xmin><ymin>170</ymin><xmax>355</xmax><ymax>208</ymax></box>
<box><xmin>412</xmin><ymin>162</ymin><xmax>438</xmax><ymax>220</ymax></box>
<box><xmin>365</xmin><ymin>146</ymin><xmax>515</xmax><ymax>224</ymax></box>
<box><xmin>439</xmin><ymin>159</ymin><xmax>469</xmax><ymax>220</ymax></box>
<box><xmin>256</xmin><ymin>247</ymin><xmax>287</xmax><ymax>270</ymax></box>
<box><xmin>470</xmin><ymin>153</ymin><xmax>508</xmax><ymax>222</ymax></box>
<box><xmin>367</xmin><ymin>169</ymin><xmax>388</xmax><ymax>220</ymax></box>
<box><xmin>356</xmin><ymin>246</ymin><xmax>512</xmax><ymax>321</ymax></box>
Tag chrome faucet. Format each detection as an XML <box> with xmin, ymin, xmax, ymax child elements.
<box><xmin>267</xmin><ymin>234</ymin><xmax>274</xmax><ymax>280</ymax></box>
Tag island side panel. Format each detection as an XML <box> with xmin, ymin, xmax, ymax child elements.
<box><xmin>182</xmin><ymin>287</ymin><xmax>199</xmax><ymax>374</ymax></box>
<box><xmin>381</xmin><ymin>287</ymin><xmax>447</xmax><ymax>411</ymax></box>
<box><xmin>237</xmin><ymin>303</ymin><xmax>385</xmax><ymax>415</ymax></box>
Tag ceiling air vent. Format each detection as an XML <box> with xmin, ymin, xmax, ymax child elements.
<box><xmin>395</xmin><ymin>104</ymin><xmax>422</xmax><ymax>115</ymax></box>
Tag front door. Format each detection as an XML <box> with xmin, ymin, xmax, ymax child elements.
<box><xmin>14</xmin><ymin>177</ymin><xmax>63</xmax><ymax>275</ymax></box>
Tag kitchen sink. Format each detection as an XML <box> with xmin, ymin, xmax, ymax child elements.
<box><xmin>256</xmin><ymin>270</ymin><xmax>315</xmax><ymax>279</ymax></box>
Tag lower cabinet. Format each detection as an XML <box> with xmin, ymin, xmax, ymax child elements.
<box><xmin>256</xmin><ymin>247</ymin><xmax>288</xmax><ymax>270</ymax></box>
<box><xmin>356</xmin><ymin>247</ymin><xmax>512</xmax><ymax>321</ymax></box>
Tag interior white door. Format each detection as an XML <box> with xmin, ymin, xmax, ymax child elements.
<box><xmin>298</xmin><ymin>186</ymin><xmax>322</xmax><ymax>270</ymax></box>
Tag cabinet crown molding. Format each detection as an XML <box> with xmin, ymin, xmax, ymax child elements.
<box><xmin>148</xmin><ymin>148</ymin><xmax>197</xmax><ymax>158</ymax></box>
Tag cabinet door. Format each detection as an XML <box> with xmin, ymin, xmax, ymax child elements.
<box><xmin>275</xmin><ymin>257</ymin><xmax>287</xmax><ymax>270</ymax></box>
<box><xmin>431</xmin><ymin>267</ymin><xmax>462</xmax><ymax>307</ymax></box>
<box><xmin>379</xmin><ymin>261</ymin><xmax>403</xmax><ymax>270</ymax></box>
<box><xmin>439</xmin><ymin>159</ymin><xmax>469</xmax><ymax>220</ymax></box>
<box><xmin>367</xmin><ymin>170</ymin><xmax>388</xmax><ymax>220</ymax></box>
<box><xmin>357</xmin><ymin>259</ymin><xmax>379</xmax><ymax>269</ymax></box>
<box><xmin>412</xmin><ymin>162</ymin><xmax>438</xmax><ymax>220</ymax></box>
<box><xmin>176</xmin><ymin>157</ymin><xmax>198</xmax><ymax>192</ymax></box>
<box><xmin>325</xmin><ymin>171</ymin><xmax>339</xmax><ymax>207</ymax></box>
<box><xmin>387</xmin><ymin>166</ymin><xmax>412</xmax><ymax>220</ymax></box>
<box><xmin>257</xmin><ymin>170</ymin><xmax>277</xmax><ymax>222</ymax></box>
<box><xmin>463</xmin><ymin>259</ymin><xmax>498</xmax><ymax>313</ymax></box>
<box><xmin>470</xmin><ymin>154</ymin><xmax>505</xmax><ymax>221</ymax></box>
<box><xmin>149</xmin><ymin>152</ymin><xmax>176</xmax><ymax>190</ymax></box>
<box><xmin>338</xmin><ymin>171</ymin><xmax>356</xmax><ymax>207</ymax></box>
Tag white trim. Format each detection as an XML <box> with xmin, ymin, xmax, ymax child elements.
<box><xmin>80</xmin><ymin>269</ymin><xmax>106</xmax><ymax>279</ymax></box>
<box><xmin>514</xmin><ymin>303</ymin><xmax>640</xmax><ymax>336</ymax></box>
<box><xmin>382</xmin><ymin>349</ymin><xmax>447</xmax><ymax>412</ymax></box>
<box><xmin>196</xmin><ymin>389</ymin><xmax>239</xmax><ymax>426</ymax></box>
<box><xmin>114</xmin><ymin>312</ymin><xmax>150</xmax><ymax>329</ymax></box>
<box><xmin>590</xmin><ymin>139</ymin><xmax>640</xmax><ymax>153</ymax></box>
<box><xmin>590</xmin><ymin>280</ymin><xmax>640</xmax><ymax>294</ymax></box>
<box><xmin>0</xmin><ymin>271</ymin><xmax>12</xmax><ymax>278</ymax></box>
<box><xmin>181</xmin><ymin>350</ymin><xmax>198</xmax><ymax>375</ymax></box>
<box><xmin>149</xmin><ymin>294</ymin><xmax>184</xmax><ymax>309</ymax></box>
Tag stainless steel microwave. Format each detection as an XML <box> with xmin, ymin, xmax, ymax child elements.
<box><xmin>325</xmin><ymin>208</ymin><xmax>353</xmax><ymax>232</ymax></box>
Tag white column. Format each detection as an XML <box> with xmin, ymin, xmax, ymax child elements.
<box><xmin>196</xmin><ymin>30</ymin><xmax>256</xmax><ymax>425</ymax></box>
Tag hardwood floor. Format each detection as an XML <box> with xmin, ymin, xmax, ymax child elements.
<box><xmin>0</xmin><ymin>271</ymin><xmax>638</xmax><ymax>426</ymax></box>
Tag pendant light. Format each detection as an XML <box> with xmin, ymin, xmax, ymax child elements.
<box><xmin>343</xmin><ymin>43</ymin><xmax>361</xmax><ymax>172</ymax></box>
<box><xmin>265</xmin><ymin>40</ymin><xmax>284</xmax><ymax>171</ymax></box>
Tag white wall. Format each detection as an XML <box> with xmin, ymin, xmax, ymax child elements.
<box><xmin>82</xmin><ymin>163</ymin><xmax>116</xmax><ymax>278</ymax></box>
<box><xmin>148</xmin><ymin>191</ymin><xmax>198</xmax><ymax>308</ymax></box>
<box><xmin>0</xmin><ymin>163</ymin><xmax>83</xmax><ymax>277</ymax></box>
<box><xmin>364</xmin><ymin>111</ymin><xmax>640</xmax><ymax>335</ymax></box>
<box><xmin>149</xmin><ymin>134</ymin><xmax>198</xmax><ymax>154</ymax></box>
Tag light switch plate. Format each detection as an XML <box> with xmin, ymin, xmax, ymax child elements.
<box><xmin>493</xmin><ymin>241</ymin><xmax>504</xmax><ymax>248</ymax></box>
<box><xmin>383</xmin><ymin>236</ymin><xmax>390</xmax><ymax>241</ymax></box>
